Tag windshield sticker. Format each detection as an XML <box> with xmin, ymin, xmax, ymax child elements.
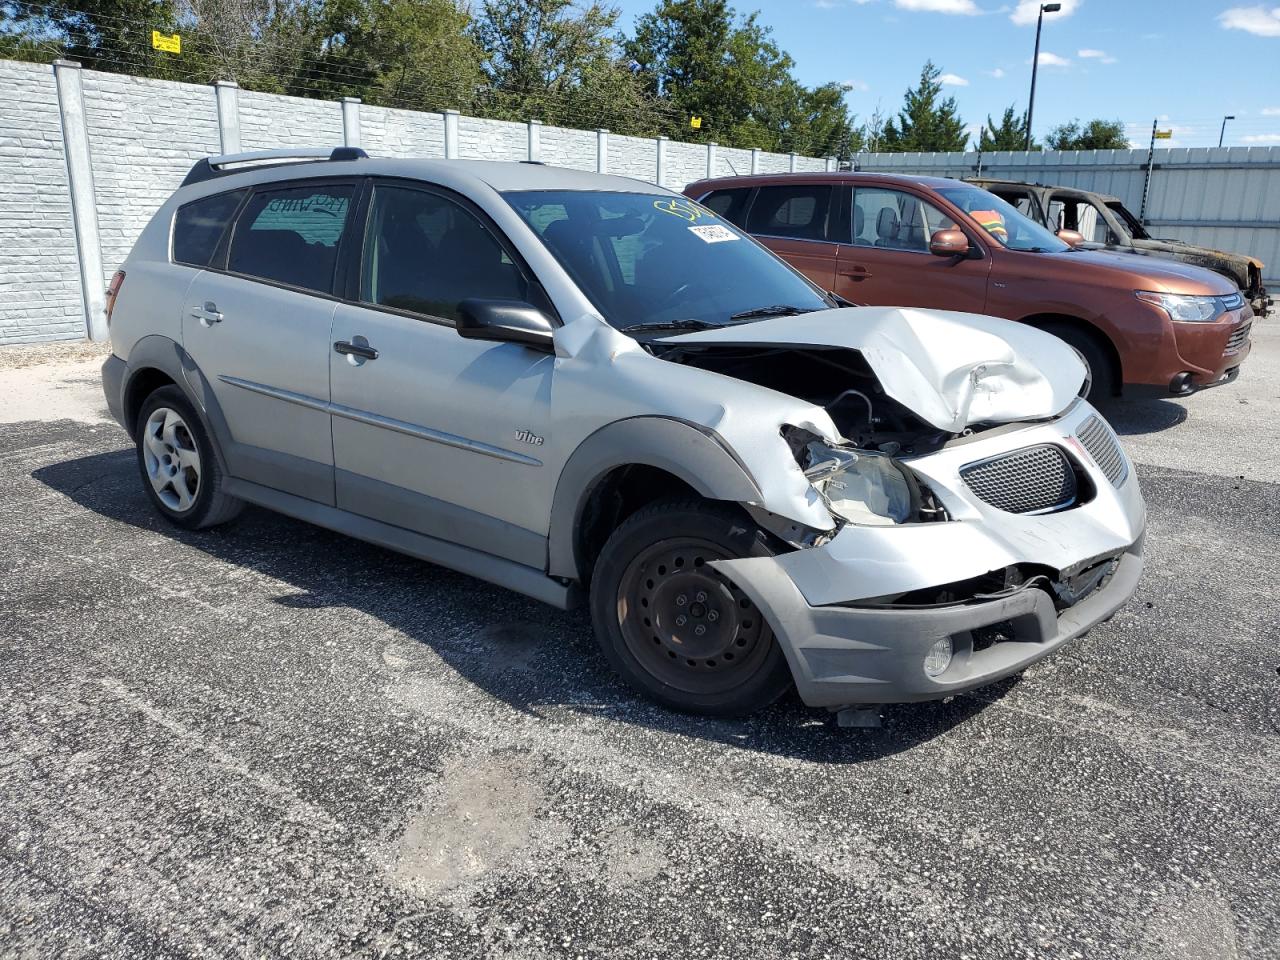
<box><xmin>653</xmin><ymin>197</ymin><xmax>706</xmax><ymax>223</ymax></box>
<box><xmin>689</xmin><ymin>224</ymin><xmax>738</xmax><ymax>244</ymax></box>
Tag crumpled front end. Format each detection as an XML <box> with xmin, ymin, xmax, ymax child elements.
<box><xmin>711</xmin><ymin>400</ymin><xmax>1146</xmax><ymax>707</ymax></box>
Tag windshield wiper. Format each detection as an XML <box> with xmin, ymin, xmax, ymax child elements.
<box><xmin>728</xmin><ymin>304</ymin><xmax>819</xmax><ymax>322</ymax></box>
<box><xmin>623</xmin><ymin>318</ymin><xmax>721</xmax><ymax>335</ymax></box>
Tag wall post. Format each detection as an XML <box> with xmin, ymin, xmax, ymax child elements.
<box><xmin>340</xmin><ymin>97</ymin><xmax>361</xmax><ymax>148</ymax></box>
<box><xmin>750</xmin><ymin>147</ymin><xmax>760</xmax><ymax>174</ymax></box>
<box><xmin>789</xmin><ymin>152</ymin><xmax>797</xmax><ymax>172</ymax></box>
<box><xmin>655</xmin><ymin>135</ymin><xmax>668</xmax><ymax>186</ymax></box>
<box><xmin>444</xmin><ymin>109</ymin><xmax>460</xmax><ymax>159</ymax></box>
<box><xmin>825</xmin><ymin>156</ymin><xmax>835</xmax><ymax>172</ymax></box>
<box><xmin>52</xmin><ymin>60</ymin><xmax>106</xmax><ymax>342</ymax></box>
<box><xmin>596</xmin><ymin>128</ymin><xmax>609</xmax><ymax>173</ymax></box>
<box><xmin>707</xmin><ymin>141</ymin><xmax>717</xmax><ymax>179</ymax></box>
<box><xmin>213</xmin><ymin>80</ymin><xmax>240</xmax><ymax>155</ymax></box>
<box><xmin>527</xmin><ymin>119</ymin><xmax>542</xmax><ymax>162</ymax></box>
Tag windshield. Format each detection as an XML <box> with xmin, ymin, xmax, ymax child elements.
<box><xmin>936</xmin><ymin>185</ymin><xmax>1069</xmax><ymax>253</ymax></box>
<box><xmin>504</xmin><ymin>190</ymin><xmax>830</xmax><ymax>331</ymax></box>
<box><xmin>1106</xmin><ymin>201</ymin><xmax>1147</xmax><ymax>240</ymax></box>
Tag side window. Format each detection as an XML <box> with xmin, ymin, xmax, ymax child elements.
<box><xmin>1078</xmin><ymin>201</ymin><xmax>1110</xmax><ymax>243</ymax></box>
<box><xmin>173</xmin><ymin>190</ymin><xmax>245</xmax><ymax>267</ymax></box>
<box><xmin>996</xmin><ymin>190</ymin><xmax>1039</xmax><ymax>222</ymax></box>
<box><xmin>1047</xmin><ymin>199</ymin><xmax>1067</xmax><ymax>231</ymax></box>
<box><xmin>360</xmin><ymin>184</ymin><xmax>527</xmax><ymax>322</ymax></box>
<box><xmin>852</xmin><ymin>188</ymin><xmax>956</xmax><ymax>252</ymax></box>
<box><xmin>228</xmin><ymin>184</ymin><xmax>353</xmax><ymax>294</ymax></box>
<box><xmin>745</xmin><ymin>185</ymin><xmax>832</xmax><ymax>241</ymax></box>
<box><xmin>701</xmin><ymin>188</ymin><xmax>752</xmax><ymax>226</ymax></box>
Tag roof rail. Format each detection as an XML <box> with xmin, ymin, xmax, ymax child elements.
<box><xmin>181</xmin><ymin>147</ymin><xmax>368</xmax><ymax>187</ymax></box>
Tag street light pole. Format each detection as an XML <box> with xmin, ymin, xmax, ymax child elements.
<box><xmin>1218</xmin><ymin>115</ymin><xmax>1235</xmax><ymax>148</ymax></box>
<box><xmin>1025</xmin><ymin>2</ymin><xmax>1061</xmax><ymax>151</ymax></box>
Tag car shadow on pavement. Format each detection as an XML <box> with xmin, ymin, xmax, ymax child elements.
<box><xmin>1093</xmin><ymin>398</ymin><xmax>1188</xmax><ymax>436</ymax></box>
<box><xmin>35</xmin><ymin>448</ymin><xmax>1015</xmax><ymax>764</ymax></box>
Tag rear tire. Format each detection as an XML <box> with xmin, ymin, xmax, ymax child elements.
<box><xmin>588</xmin><ymin>498</ymin><xmax>793</xmax><ymax>716</ymax></box>
<box><xmin>1040</xmin><ymin>320</ymin><xmax>1117</xmax><ymax>401</ymax></box>
<box><xmin>135</xmin><ymin>386</ymin><xmax>242</xmax><ymax>530</ymax></box>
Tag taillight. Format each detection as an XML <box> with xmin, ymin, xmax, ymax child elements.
<box><xmin>105</xmin><ymin>270</ymin><xmax>125</xmax><ymax>326</ymax></box>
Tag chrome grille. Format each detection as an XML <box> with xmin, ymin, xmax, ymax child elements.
<box><xmin>1225</xmin><ymin>320</ymin><xmax>1252</xmax><ymax>355</ymax></box>
<box><xmin>960</xmin><ymin>445</ymin><xmax>1077</xmax><ymax>514</ymax></box>
<box><xmin>1076</xmin><ymin>414</ymin><xmax>1128</xmax><ymax>488</ymax></box>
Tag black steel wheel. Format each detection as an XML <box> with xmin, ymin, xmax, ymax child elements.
<box><xmin>588</xmin><ymin>499</ymin><xmax>793</xmax><ymax>715</ymax></box>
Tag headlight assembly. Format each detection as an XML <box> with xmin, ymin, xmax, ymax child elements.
<box><xmin>802</xmin><ymin>440</ymin><xmax>913</xmax><ymax>526</ymax></box>
<box><xmin>1134</xmin><ymin>290</ymin><xmax>1228</xmax><ymax>323</ymax></box>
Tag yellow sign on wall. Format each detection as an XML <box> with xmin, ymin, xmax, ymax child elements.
<box><xmin>151</xmin><ymin>31</ymin><xmax>181</xmax><ymax>54</ymax></box>
<box><xmin>690</xmin><ymin>116</ymin><xmax>703</xmax><ymax>130</ymax></box>
<box><xmin>1154</xmin><ymin>129</ymin><xmax>1173</xmax><ymax>139</ymax></box>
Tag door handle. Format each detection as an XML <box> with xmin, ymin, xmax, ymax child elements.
<box><xmin>839</xmin><ymin>266</ymin><xmax>873</xmax><ymax>280</ymax></box>
<box><xmin>190</xmin><ymin>301</ymin><xmax>223</xmax><ymax>326</ymax></box>
<box><xmin>334</xmin><ymin>339</ymin><xmax>379</xmax><ymax>361</ymax></box>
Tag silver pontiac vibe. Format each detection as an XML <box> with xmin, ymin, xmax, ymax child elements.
<box><xmin>102</xmin><ymin>149</ymin><xmax>1145</xmax><ymax>720</ymax></box>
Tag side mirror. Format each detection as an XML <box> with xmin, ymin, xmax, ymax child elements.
<box><xmin>456</xmin><ymin>299</ymin><xmax>555</xmax><ymax>350</ymax></box>
<box><xmin>929</xmin><ymin>228</ymin><xmax>971</xmax><ymax>258</ymax></box>
<box><xmin>1057</xmin><ymin>228</ymin><xmax>1085</xmax><ymax>247</ymax></box>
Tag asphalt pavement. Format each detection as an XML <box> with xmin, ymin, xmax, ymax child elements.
<box><xmin>1</xmin><ymin>329</ymin><xmax>1277</xmax><ymax>959</ymax></box>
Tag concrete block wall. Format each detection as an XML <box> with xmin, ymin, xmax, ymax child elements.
<box><xmin>0</xmin><ymin>60</ymin><xmax>82</xmax><ymax>343</ymax></box>
<box><xmin>357</xmin><ymin>104</ymin><xmax>445</xmax><ymax>159</ymax></box>
<box><xmin>0</xmin><ymin>59</ymin><xmax>834</xmax><ymax>344</ymax></box>
<box><xmin>81</xmin><ymin>70</ymin><xmax>221</xmax><ymax>295</ymax></box>
<box><xmin>457</xmin><ymin>116</ymin><xmax>526</xmax><ymax>163</ymax></box>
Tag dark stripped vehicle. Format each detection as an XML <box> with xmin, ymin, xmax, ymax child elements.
<box><xmin>971</xmin><ymin>178</ymin><xmax>1271</xmax><ymax>318</ymax></box>
<box><xmin>101</xmin><ymin>148</ymin><xmax>1145</xmax><ymax>722</ymax></box>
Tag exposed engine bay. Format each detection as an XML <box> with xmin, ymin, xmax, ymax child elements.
<box><xmin>648</xmin><ymin>343</ymin><xmax>959</xmax><ymax>455</ymax></box>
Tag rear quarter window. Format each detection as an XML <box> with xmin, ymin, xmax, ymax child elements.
<box><xmin>700</xmin><ymin>188</ymin><xmax>752</xmax><ymax>226</ymax></box>
<box><xmin>227</xmin><ymin>184</ymin><xmax>354</xmax><ymax>294</ymax></box>
<box><xmin>172</xmin><ymin>190</ymin><xmax>245</xmax><ymax>267</ymax></box>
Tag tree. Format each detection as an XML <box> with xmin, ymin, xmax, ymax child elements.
<box><xmin>0</xmin><ymin>0</ymin><xmax>178</xmax><ymax>74</ymax></box>
<box><xmin>977</xmin><ymin>105</ymin><xmax>1035</xmax><ymax>151</ymax></box>
<box><xmin>626</xmin><ymin>0</ymin><xmax>856</xmax><ymax>153</ymax></box>
<box><xmin>305</xmin><ymin>0</ymin><xmax>485</xmax><ymax>112</ymax></box>
<box><xmin>879</xmin><ymin>61</ymin><xmax>967</xmax><ymax>153</ymax></box>
<box><xmin>1045</xmin><ymin>118</ymin><xmax>1129</xmax><ymax>150</ymax></box>
<box><xmin>473</xmin><ymin>0</ymin><xmax>661</xmax><ymax>132</ymax></box>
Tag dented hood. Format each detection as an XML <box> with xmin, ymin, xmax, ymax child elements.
<box><xmin>657</xmin><ymin>306</ymin><xmax>1086</xmax><ymax>433</ymax></box>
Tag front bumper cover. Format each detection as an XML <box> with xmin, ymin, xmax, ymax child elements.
<box><xmin>712</xmin><ymin>401</ymin><xmax>1146</xmax><ymax>707</ymax></box>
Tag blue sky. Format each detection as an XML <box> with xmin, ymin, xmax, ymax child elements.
<box><xmin>610</xmin><ymin>0</ymin><xmax>1280</xmax><ymax>149</ymax></box>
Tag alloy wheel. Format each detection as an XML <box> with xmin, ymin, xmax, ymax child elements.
<box><xmin>142</xmin><ymin>406</ymin><xmax>201</xmax><ymax>512</ymax></box>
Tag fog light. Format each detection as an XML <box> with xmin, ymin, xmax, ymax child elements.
<box><xmin>923</xmin><ymin>637</ymin><xmax>953</xmax><ymax>678</ymax></box>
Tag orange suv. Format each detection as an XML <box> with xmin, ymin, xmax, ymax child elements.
<box><xmin>684</xmin><ymin>172</ymin><xmax>1253</xmax><ymax>399</ymax></box>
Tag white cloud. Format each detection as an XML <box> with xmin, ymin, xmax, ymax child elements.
<box><xmin>939</xmin><ymin>73</ymin><xmax>970</xmax><ymax>86</ymax></box>
<box><xmin>986</xmin><ymin>67</ymin><xmax>1006</xmax><ymax>78</ymax></box>
<box><xmin>1011</xmin><ymin>0</ymin><xmax>1081</xmax><ymax>26</ymax></box>
<box><xmin>1219</xmin><ymin>5</ymin><xmax>1280</xmax><ymax>36</ymax></box>
<box><xmin>1077</xmin><ymin>48</ymin><xmax>1117</xmax><ymax>63</ymax></box>
<box><xmin>844</xmin><ymin>79</ymin><xmax>872</xmax><ymax>92</ymax></box>
<box><xmin>1262</xmin><ymin>106</ymin><xmax>1280</xmax><ymax>115</ymax></box>
<box><xmin>893</xmin><ymin>0</ymin><xmax>980</xmax><ymax>14</ymax></box>
<box><xmin>1243</xmin><ymin>133</ymin><xmax>1280</xmax><ymax>142</ymax></box>
<box><xmin>1034</xmin><ymin>51</ymin><xmax>1072</xmax><ymax>66</ymax></box>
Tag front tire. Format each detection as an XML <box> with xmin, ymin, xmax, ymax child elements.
<box><xmin>588</xmin><ymin>498</ymin><xmax>793</xmax><ymax>716</ymax></box>
<box><xmin>135</xmin><ymin>386</ymin><xmax>242</xmax><ymax>530</ymax></box>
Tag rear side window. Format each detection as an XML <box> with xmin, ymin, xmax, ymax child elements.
<box><xmin>172</xmin><ymin>190</ymin><xmax>244</xmax><ymax>267</ymax></box>
<box><xmin>700</xmin><ymin>188</ymin><xmax>752</xmax><ymax>226</ymax></box>
<box><xmin>746</xmin><ymin>185</ymin><xmax>832</xmax><ymax>241</ymax></box>
<box><xmin>228</xmin><ymin>184</ymin><xmax>354</xmax><ymax>294</ymax></box>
